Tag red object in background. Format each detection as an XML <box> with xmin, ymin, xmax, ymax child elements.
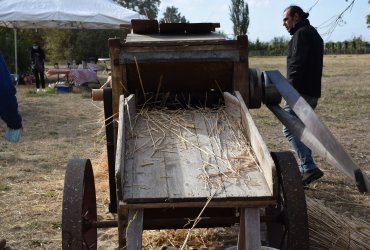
<box><xmin>47</xmin><ymin>68</ymin><xmax>99</xmax><ymax>85</ymax></box>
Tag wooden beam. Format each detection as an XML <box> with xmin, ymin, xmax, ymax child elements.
<box><xmin>117</xmin><ymin>201</ymin><xmax>128</xmax><ymax>249</ymax></box>
<box><xmin>235</xmin><ymin>91</ymin><xmax>277</xmax><ymax>196</ymax></box>
<box><xmin>233</xmin><ymin>35</ymin><xmax>250</xmax><ymax>107</ymax></box>
<box><xmin>238</xmin><ymin>208</ymin><xmax>261</xmax><ymax>250</ymax></box>
<box><xmin>115</xmin><ymin>96</ymin><xmax>127</xmax><ymax>249</ymax></box>
<box><xmin>108</xmin><ymin>38</ymin><xmax>122</xmax><ymax>157</ymax></box>
<box><xmin>126</xmin><ymin>209</ymin><xmax>144</xmax><ymax>250</ymax></box>
<box><xmin>120</xmin><ymin>199</ymin><xmax>274</xmax><ymax>209</ymax></box>
<box><xmin>125</xmin><ymin>33</ymin><xmax>227</xmax><ymax>45</ymax></box>
<box><xmin>120</xmin><ymin>50</ymin><xmax>240</xmax><ymax>63</ymax></box>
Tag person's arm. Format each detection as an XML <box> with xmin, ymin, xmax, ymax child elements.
<box><xmin>41</xmin><ymin>48</ymin><xmax>46</xmax><ymax>62</ymax></box>
<box><xmin>288</xmin><ymin>30</ymin><xmax>310</xmax><ymax>86</ymax></box>
<box><xmin>0</xmin><ymin>53</ymin><xmax>22</xmax><ymax>142</ymax></box>
<box><xmin>1</xmin><ymin>94</ymin><xmax>22</xmax><ymax>130</ymax></box>
<box><xmin>31</xmin><ymin>50</ymin><xmax>36</xmax><ymax>70</ymax></box>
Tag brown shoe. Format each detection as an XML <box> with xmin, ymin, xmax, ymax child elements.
<box><xmin>302</xmin><ymin>168</ymin><xmax>324</xmax><ymax>186</ymax></box>
<box><xmin>0</xmin><ymin>239</ymin><xmax>6</xmax><ymax>250</ymax></box>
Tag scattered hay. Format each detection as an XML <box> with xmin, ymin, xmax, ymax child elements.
<box><xmin>307</xmin><ymin>197</ymin><xmax>370</xmax><ymax>249</ymax></box>
<box><xmin>142</xmin><ymin>227</ymin><xmax>238</xmax><ymax>249</ymax></box>
<box><xmin>126</xmin><ymin>107</ymin><xmax>259</xmax><ymax>196</ymax></box>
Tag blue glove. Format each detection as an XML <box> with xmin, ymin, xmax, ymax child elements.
<box><xmin>4</xmin><ymin>128</ymin><xmax>21</xmax><ymax>143</ymax></box>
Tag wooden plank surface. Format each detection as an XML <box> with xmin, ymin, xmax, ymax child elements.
<box><xmin>120</xmin><ymin>50</ymin><xmax>240</xmax><ymax>63</ymax></box>
<box><xmin>123</xmin><ymin>115</ymin><xmax>168</xmax><ymax>202</ymax></box>
<box><xmin>163</xmin><ymin>111</ymin><xmax>211</xmax><ymax>200</ymax></box>
<box><xmin>121</xmin><ymin>43</ymin><xmax>238</xmax><ymax>53</ymax></box>
<box><xmin>122</xmin><ymin>99</ymin><xmax>273</xmax><ymax>205</ymax></box>
<box><xmin>235</xmin><ymin>91</ymin><xmax>276</xmax><ymax>195</ymax></box>
<box><xmin>125</xmin><ymin>33</ymin><xmax>226</xmax><ymax>44</ymax></box>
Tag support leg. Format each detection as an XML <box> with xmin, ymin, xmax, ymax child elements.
<box><xmin>127</xmin><ymin>209</ymin><xmax>143</xmax><ymax>250</ymax></box>
<box><xmin>238</xmin><ymin>208</ymin><xmax>261</xmax><ymax>250</ymax></box>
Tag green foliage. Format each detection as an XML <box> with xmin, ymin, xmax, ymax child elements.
<box><xmin>43</xmin><ymin>29</ymin><xmax>124</xmax><ymax>64</ymax></box>
<box><xmin>248</xmin><ymin>37</ymin><xmax>289</xmax><ymax>56</ymax></box>
<box><xmin>325</xmin><ymin>36</ymin><xmax>370</xmax><ymax>54</ymax></box>
<box><xmin>229</xmin><ymin>0</ymin><xmax>249</xmax><ymax>37</ymax></box>
<box><xmin>0</xmin><ymin>27</ymin><xmax>124</xmax><ymax>75</ymax></box>
<box><xmin>160</xmin><ymin>6</ymin><xmax>188</xmax><ymax>23</ymax></box>
<box><xmin>114</xmin><ymin>0</ymin><xmax>160</xmax><ymax>20</ymax></box>
<box><xmin>30</xmin><ymin>239</ymin><xmax>49</xmax><ymax>247</ymax></box>
<box><xmin>0</xmin><ymin>183</ymin><xmax>10</xmax><ymax>192</ymax></box>
<box><xmin>367</xmin><ymin>1</ymin><xmax>370</xmax><ymax>27</ymax></box>
<box><xmin>0</xmin><ymin>28</ymin><xmax>46</xmax><ymax>72</ymax></box>
<box><xmin>249</xmin><ymin>35</ymin><xmax>370</xmax><ymax>56</ymax></box>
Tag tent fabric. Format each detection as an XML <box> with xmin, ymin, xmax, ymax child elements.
<box><xmin>0</xmin><ymin>0</ymin><xmax>145</xmax><ymax>29</ymax></box>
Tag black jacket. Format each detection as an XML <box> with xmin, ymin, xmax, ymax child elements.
<box><xmin>31</xmin><ymin>46</ymin><xmax>45</xmax><ymax>72</ymax></box>
<box><xmin>287</xmin><ymin>19</ymin><xmax>323</xmax><ymax>98</ymax></box>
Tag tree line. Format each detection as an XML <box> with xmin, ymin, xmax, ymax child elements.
<box><xmin>248</xmin><ymin>36</ymin><xmax>370</xmax><ymax>56</ymax></box>
<box><xmin>0</xmin><ymin>0</ymin><xmax>368</xmax><ymax>73</ymax></box>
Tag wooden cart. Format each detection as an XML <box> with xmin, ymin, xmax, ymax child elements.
<box><xmin>62</xmin><ymin>21</ymin><xmax>309</xmax><ymax>250</ymax></box>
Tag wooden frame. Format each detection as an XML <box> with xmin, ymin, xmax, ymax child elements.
<box><xmin>109</xmin><ymin>32</ymin><xmax>276</xmax><ymax>249</ymax></box>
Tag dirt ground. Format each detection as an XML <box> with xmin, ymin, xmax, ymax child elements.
<box><xmin>0</xmin><ymin>55</ymin><xmax>369</xmax><ymax>249</ymax></box>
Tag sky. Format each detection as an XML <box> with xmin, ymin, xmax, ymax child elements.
<box><xmin>158</xmin><ymin>0</ymin><xmax>370</xmax><ymax>42</ymax></box>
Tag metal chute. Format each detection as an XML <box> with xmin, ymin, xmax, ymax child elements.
<box><xmin>260</xmin><ymin>70</ymin><xmax>370</xmax><ymax>194</ymax></box>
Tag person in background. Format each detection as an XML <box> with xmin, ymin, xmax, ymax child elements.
<box><xmin>0</xmin><ymin>51</ymin><xmax>23</xmax><ymax>143</ymax></box>
<box><xmin>31</xmin><ymin>43</ymin><xmax>46</xmax><ymax>93</ymax></box>
<box><xmin>282</xmin><ymin>5</ymin><xmax>324</xmax><ymax>186</ymax></box>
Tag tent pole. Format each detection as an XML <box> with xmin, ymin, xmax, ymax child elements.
<box><xmin>14</xmin><ymin>28</ymin><xmax>18</xmax><ymax>76</ymax></box>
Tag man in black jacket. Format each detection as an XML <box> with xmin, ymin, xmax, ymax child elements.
<box><xmin>31</xmin><ymin>43</ymin><xmax>46</xmax><ymax>93</ymax></box>
<box><xmin>283</xmin><ymin>5</ymin><xmax>324</xmax><ymax>185</ymax></box>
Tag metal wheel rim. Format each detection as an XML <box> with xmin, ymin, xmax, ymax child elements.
<box><xmin>62</xmin><ymin>159</ymin><xmax>97</xmax><ymax>250</ymax></box>
<box><xmin>249</xmin><ymin>67</ymin><xmax>262</xmax><ymax>109</ymax></box>
<box><xmin>265</xmin><ymin>151</ymin><xmax>309</xmax><ymax>250</ymax></box>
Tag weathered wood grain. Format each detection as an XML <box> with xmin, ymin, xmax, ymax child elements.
<box><xmin>122</xmin><ymin>98</ymin><xmax>274</xmax><ymax>205</ymax></box>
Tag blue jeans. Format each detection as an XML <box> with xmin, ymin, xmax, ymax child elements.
<box><xmin>283</xmin><ymin>96</ymin><xmax>318</xmax><ymax>174</ymax></box>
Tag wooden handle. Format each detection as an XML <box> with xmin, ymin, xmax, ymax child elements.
<box><xmin>91</xmin><ymin>89</ymin><xmax>103</xmax><ymax>101</ymax></box>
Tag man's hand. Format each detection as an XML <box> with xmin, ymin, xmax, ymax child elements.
<box><xmin>4</xmin><ymin>128</ymin><xmax>21</xmax><ymax>143</ymax></box>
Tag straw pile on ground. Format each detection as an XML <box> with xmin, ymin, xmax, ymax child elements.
<box><xmin>307</xmin><ymin>197</ymin><xmax>370</xmax><ymax>249</ymax></box>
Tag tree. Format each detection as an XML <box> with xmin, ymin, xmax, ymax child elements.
<box><xmin>160</xmin><ymin>6</ymin><xmax>188</xmax><ymax>23</ymax></box>
<box><xmin>0</xmin><ymin>28</ymin><xmax>46</xmax><ymax>72</ymax></box>
<box><xmin>43</xmin><ymin>29</ymin><xmax>124</xmax><ymax>63</ymax></box>
<box><xmin>114</xmin><ymin>0</ymin><xmax>160</xmax><ymax>20</ymax></box>
<box><xmin>229</xmin><ymin>0</ymin><xmax>249</xmax><ymax>37</ymax></box>
<box><xmin>367</xmin><ymin>0</ymin><xmax>370</xmax><ymax>27</ymax></box>
<box><xmin>269</xmin><ymin>36</ymin><xmax>289</xmax><ymax>55</ymax></box>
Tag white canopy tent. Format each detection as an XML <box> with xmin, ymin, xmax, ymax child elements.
<box><xmin>0</xmin><ymin>0</ymin><xmax>145</xmax><ymax>74</ymax></box>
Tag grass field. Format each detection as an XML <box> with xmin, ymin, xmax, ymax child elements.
<box><xmin>0</xmin><ymin>54</ymin><xmax>369</xmax><ymax>249</ymax></box>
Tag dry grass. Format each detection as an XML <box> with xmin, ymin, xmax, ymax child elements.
<box><xmin>0</xmin><ymin>86</ymin><xmax>104</xmax><ymax>249</ymax></box>
<box><xmin>307</xmin><ymin>197</ymin><xmax>370</xmax><ymax>250</ymax></box>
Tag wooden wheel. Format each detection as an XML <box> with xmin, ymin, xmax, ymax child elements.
<box><xmin>265</xmin><ymin>151</ymin><xmax>309</xmax><ymax>250</ymax></box>
<box><xmin>62</xmin><ymin>159</ymin><xmax>97</xmax><ymax>250</ymax></box>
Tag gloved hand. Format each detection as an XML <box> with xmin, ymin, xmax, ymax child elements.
<box><xmin>4</xmin><ymin>128</ymin><xmax>21</xmax><ymax>143</ymax></box>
